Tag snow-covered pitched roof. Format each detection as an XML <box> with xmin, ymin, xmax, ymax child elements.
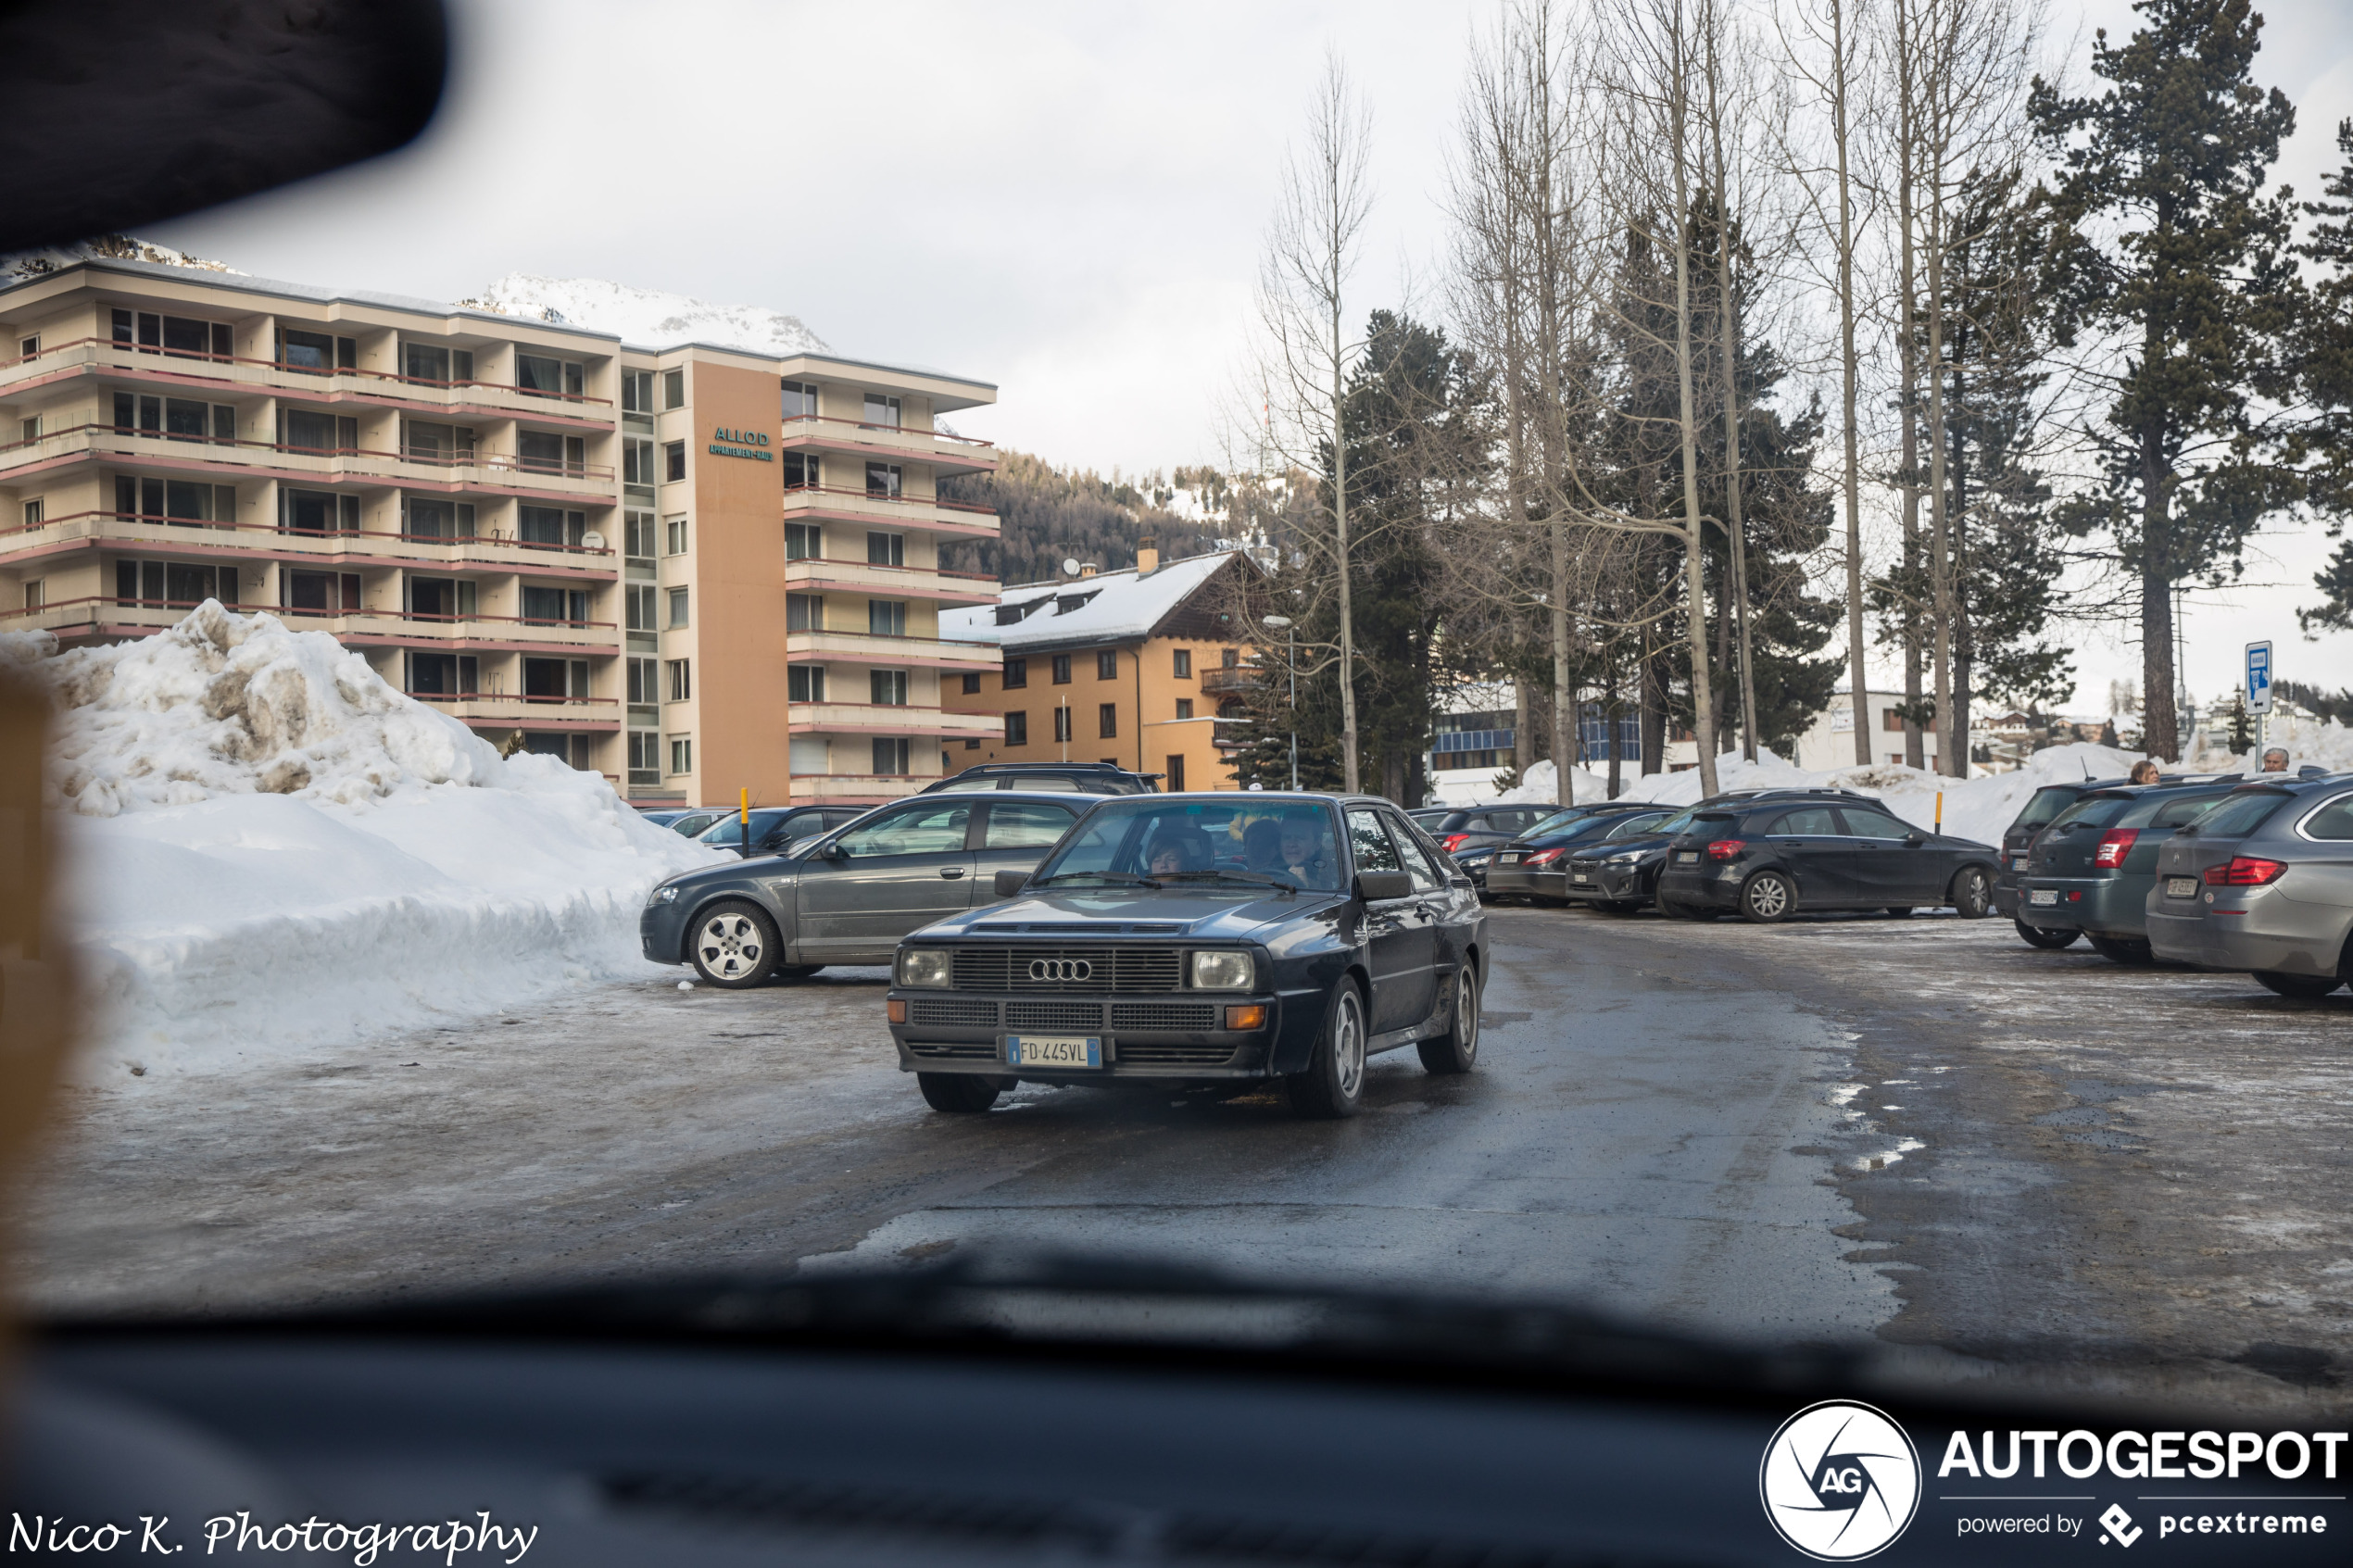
<box><xmin>940</xmin><ymin>551</ymin><xmax>1242</xmax><ymax>651</ymax></box>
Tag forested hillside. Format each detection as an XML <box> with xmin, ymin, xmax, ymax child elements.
<box><xmin>938</xmin><ymin>451</ymin><xmax>1224</xmax><ymax>585</ymax></box>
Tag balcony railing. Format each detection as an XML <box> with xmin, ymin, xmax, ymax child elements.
<box><xmin>2</xmin><ymin>508</ymin><xmax>616</xmax><ymax>563</ymax></box>
<box><xmin>786</xmin><ymin>703</ymin><xmax>1004</xmax><ymax>736</ymax></box>
<box><xmin>0</xmin><ymin>422</ymin><xmax>613</xmax><ymax>485</ymax></box>
<box><xmin>785</xmin><ymin>628</ymin><xmax>1003</xmax><ymax>668</ymax></box>
<box><xmin>0</xmin><ymin>597</ymin><xmax>616</xmax><ymax>649</ymax></box>
<box><xmin>781</xmin><ymin>483</ymin><xmax>998</xmax><ymax>528</ymax></box>
<box><xmin>2</xmin><ymin>336</ymin><xmax>612</xmax><ymax>408</ymax></box>
<box><xmin>1199</xmin><ymin>666</ymin><xmax>1261</xmax><ymax>695</ymax></box>
<box><xmin>783</xmin><ymin>557</ymin><xmax>1000</xmax><ymax>604</ymax></box>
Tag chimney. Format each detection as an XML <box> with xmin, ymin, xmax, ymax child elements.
<box><xmin>1138</xmin><ymin>535</ymin><xmax>1159</xmax><ymax>576</ymax></box>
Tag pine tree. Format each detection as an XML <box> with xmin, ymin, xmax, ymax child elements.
<box><xmin>2030</xmin><ymin>0</ymin><xmax>2304</xmax><ymax>761</ymax></box>
<box><xmin>2297</xmin><ymin>119</ymin><xmax>2353</xmax><ymax>633</ymax></box>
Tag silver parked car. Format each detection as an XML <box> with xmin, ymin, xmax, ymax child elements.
<box><xmin>640</xmin><ymin>791</ymin><xmax>1092</xmax><ymax>986</ymax></box>
<box><xmin>2145</xmin><ymin>774</ymin><xmax>2353</xmax><ymax>997</ymax></box>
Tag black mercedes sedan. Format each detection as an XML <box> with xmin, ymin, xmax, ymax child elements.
<box><xmin>1655</xmin><ymin>794</ymin><xmax>2000</xmax><ymax>922</ymax></box>
<box><xmin>885</xmin><ymin>793</ymin><xmax>1487</xmax><ymax>1120</ymax></box>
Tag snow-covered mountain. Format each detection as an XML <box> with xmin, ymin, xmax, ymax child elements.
<box><xmin>454</xmin><ymin>273</ymin><xmax>828</xmax><ymax>356</ymax></box>
<box><xmin>4</xmin><ymin>233</ymin><xmax>241</xmax><ymax>282</ymax></box>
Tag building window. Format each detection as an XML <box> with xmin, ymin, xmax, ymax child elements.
<box><xmin>667</xmin><ymin>587</ymin><xmax>689</xmax><ymax>629</ymax></box>
<box><xmin>1004</xmin><ymin>711</ymin><xmax>1028</xmax><ymax>746</ymax></box>
<box><xmin>1881</xmin><ymin>709</ymin><xmax>1937</xmax><ymax>734</ymax></box>
<box><xmin>623</xmin><ymin>438</ymin><xmax>657</xmax><ymax>485</ymax></box>
<box><xmin>782</xmin><ymin>452</ymin><xmax>820</xmax><ymax>488</ymax></box>
<box><xmin>1223</xmin><ymin>647</ymin><xmax>1239</xmax><ymax>668</ymax></box>
<box><xmin>628</xmin><ymin>731</ymin><xmax>661</xmax><ymax>782</ymax></box>
<box><xmin>862</xmin><ymin>393</ymin><xmax>901</xmax><ymax>427</ymax></box>
<box><xmin>273</xmin><ymin>486</ymin><xmax>358</xmax><ymax>532</ymax></box>
<box><xmin>663</xmin><ymin>441</ymin><xmax>686</xmax><ymax>483</ymax></box>
<box><xmin>788</xmin><ymin>664</ymin><xmax>826</xmax><ymax>702</ymax></box>
<box><xmin>662</xmin><ymin>369</ymin><xmax>685</xmax><ymax>409</ymax></box>
<box><xmin>1003</xmin><ymin>658</ymin><xmax>1027</xmax><ymax>690</ymax></box>
<box><xmin>1175</xmin><ymin>698</ymin><xmax>1193</xmax><ymax>720</ymax></box>
<box><xmin>864</xmin><ymin>462</ymin><xmax>902</xmax><ymax>498</ymax></box>
<box><xmin>786</xmin><ymin>594</ymin><xmax>822</xmax><ymax>632</ymax></box>
<box><xmin>626</xmin><ymin>583</ymin><xmax>657</xmax><ymax>631</ymax></box>
<box><xmin>1053</xmin><ymin>706</ymin><xmax>1073</xmax><ymax>743</ymax></box>
<box><xmin>517</xmin><ymin>431</ymin><xmax>585</xmax><ymax>476</ymax></box>
<box><xmin>964</xmin><ymin>738</ymin><xmax>982</xmax><ymax>749</ymax></box>
<box><xmin>627</xmin><ymin>658</ymin><xmax>657</xmax><ymax>704</ymax></box>
<box><xmin>1097</xmin><ymin>649</ymin><xmax>1118</xmax><ymax>680</ymax></box>
<box><xmin>868</xmin><ymin>599</ymin><xmax>907</xmax><ymax>636</ymax></box>
<box><xmin>1172</xmin><ymin>648</ymin><xmax>1192</xmax><ymax>678</ymax></box>
<box><xmin>118</xmin><ymin>475</ymin><xmax>236</xmax><ymax>524</ymax></box>
<box><xmin>272</xmin><ymin>325</ymin><xmax>352</xmax><ymax>372</ymax></box>
<box><xmin>21</xmin><ymin>499</ymin><xmax>43</xmax><ymax>531</ymax></box>
<box><xmin>1099</xmin><ymin>703</ymin><xmax>1118</xmax><ymax>739</ymax></box>
<box><xmin>1166</xmin><ymin>754</ymin><xmax>1187</xmax><ymax>792</ymax></box>
<box><xmin>401</xmin><ymin>497</ymin><xmax>475</xmax><ymax>541</ymax></box>
<box><xmin>623</xmin><ymin>511</ymin><xmax>656</xmax><ymax>559</ymax></box>
<box><xmin>1051</xmin><ymin>654</ymin><xmax>1072</xmax><ymax>684</ymax></box>
<box><xmin>19</xmin><ymin>335</ymin><xmax>38</xmax><ymax>359</ymax></box>
<box><xmin>867</xmin><ymin>531</ymin><xmax>903</xmax><ymax>567</ymax></box>
<box><xmin>22</xmin><ymin>579</ymin><xmax>42</xmax><ymax>610</ymax></box>
<box><xmin>666</xmin><ymin>659</ymin><xmax>691</xmax><ymax>702</ymax></box>
<box><xmin>665</xmin><ymin>517</ymin><xmax>689</xmax><ymax>555</ymax></box>
<box><xmin>786</xmin><ymin>522</ymin><xmax>821</xmax><ymax>559</ymax></box>
<box><xmin>518</xmin><ymin>354</ymin><xmax>584</xmax><ymax>398</ymax></box>
<box><xmin>19</xmin><ymin>414</ymin><xmax>37</xmax><ymax>445</ymax></box>
<box><xmin>871</xmin><ymin>670</ymin><xmax>908</xmax><ymax>706</ymax></box>
<box><xmin>516</xmin><ymin>506</ymin><xmax>585</xmax><ymax>548</ymax></box>
<box><xmin>962</xmin><ymin>672</ymin><xmax>982</xmax><ymax>694</ymax></box>
<box><xmin>124</xmin><ymin>558</ymin><xmax>243</xmax><ymax>608</ymax></box>
<box><xmin>622</xmin><ymin>370</ymin><xmax>653</xmax><ymax>412</ymax></box>
<box><xmin>782</xmin><ymin>379</ymin><xmax>818</xmax><ymax>419</ymax></box>
<box><xmin>668</xmin><ymin>735</ymin><xmax>692</xmax><ymax>775</ymax></box>
<box><xmin>873</xmin><ymin>736</ymin><xmax>911</xmax><ymax>775</ymax></box>
<box><xmin>522</xmin><ymin>585</ymin><xmax>588</xmax><ymax>624</ymax></box>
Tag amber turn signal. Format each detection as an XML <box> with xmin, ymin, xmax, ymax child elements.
<box><xmin>887</xmin><ymin>998</ymin><xmax>908</xmax><ymax>1023</ymax></box>
<box><xmin>1223</xmin><ymin>1003</ymin><xmax>1268</xmax><ymax>1031</ymax></box>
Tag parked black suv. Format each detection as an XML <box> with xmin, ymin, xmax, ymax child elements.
<box><xmin>1655</xmin><ymin>794</ymin><xmax>1999</xmax><ymax>922</ymax></box>
<box><xmin>923</xmin><ymin>762</ymin><xmax>1159</xmax><ymax>795</ymax></box>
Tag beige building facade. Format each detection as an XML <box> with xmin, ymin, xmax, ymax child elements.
<box><xmin>0</xmin><ymin>257</ymin><xmax>997</xmax><ymax>806</ymax></box>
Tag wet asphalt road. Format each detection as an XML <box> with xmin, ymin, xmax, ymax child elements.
<box><xmin>18</xmin><ymin>905</ymin><xmax>2352</xmax><ymax>1406</ymax></box>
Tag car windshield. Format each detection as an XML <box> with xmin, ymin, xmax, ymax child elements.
<box><xmin>1031</xmin><ymin>799</ymin><xmax>1344</xmax><ymax>892</ymax></box>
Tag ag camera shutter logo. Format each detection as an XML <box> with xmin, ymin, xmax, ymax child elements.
<box><xmin>1759</xmin><ymin>1400</ymin><xmax>1921</xmax><ymax>1560</ymax></box>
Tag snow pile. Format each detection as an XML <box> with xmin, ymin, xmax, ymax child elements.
<box><xmin>2196</xmin><ymin>713</ymin><xmax>2353</xmax><ymax>774</ymax></box>
<box><xmin>459</xmin><ymin>273</ymin><xmax>829</xmax><ymax>357</ymax></box>
<box><xmin>4</xmin><ymin>233</ymin><xmax>241</xmax><ymax>282</ymax></box>
<box><xmin>6</xmin><ymin>606</ymin><xmax>721</xmax><ymax>1076</ymax></box>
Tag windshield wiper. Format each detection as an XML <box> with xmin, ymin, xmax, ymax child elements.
<box><xmin>1035</xmin><ymin>871</ymin><xmax>1162</xmax><ymax>889</ymax></box>
<box><xmin>1155</xmin><ymin>870</ymin><xmax>1298</xmax><ymax>896</ymax></box>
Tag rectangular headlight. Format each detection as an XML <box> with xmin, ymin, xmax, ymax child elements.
<box><xmin>899</xmin><ymin>948</ymin><xmax>952</xmax><ymax>988</ymax></box>
<box><xmin>1190</xmin><ymin>950</ymin><xmax>1252</xmax><ymax>990</ymax></box>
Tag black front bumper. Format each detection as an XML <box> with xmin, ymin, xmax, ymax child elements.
<box><xmin>888</xmin><ymin>991</ymin><xmax>1284</xmax><ymax>1081</ymax></box>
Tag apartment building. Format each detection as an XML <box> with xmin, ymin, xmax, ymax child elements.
<box><xmin>1791</xmin><ymin>686</ymin><xmax>1948</xmax><ymax>771</ymax></box>
<box><xmin>938</xmin><ymin>545</ymin><xmax>1260</xmax><ymax>792</ymax></box>
<box><xmin>0</xmin><ymin>257</ymin><xmax>998</xmax><ymax>806</ymax></box>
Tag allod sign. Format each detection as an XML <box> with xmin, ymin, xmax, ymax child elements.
<box><xmin>710</xmin><ymin>426</ymin><xmax>773</xmax><ymax>462</ymax></box>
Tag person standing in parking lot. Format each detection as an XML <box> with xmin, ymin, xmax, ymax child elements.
<box><xmin>2130</xmin><ymin>759</ymin><xmax>2160</xmax><ymax>784</ymax></box>
<box><xmin>2260</xmin><ymin>747</ymin><xmax>2290</xmax><ymax>772</ymax></box>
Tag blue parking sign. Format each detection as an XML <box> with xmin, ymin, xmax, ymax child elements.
<box><xmin>2246</xmin><ymin>641</ymin><xmax>2272</xmax><ymax>714</ymax></box>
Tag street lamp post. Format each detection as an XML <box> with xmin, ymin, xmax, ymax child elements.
<box><xmin>1263</xmin><ymin>615</ymin><xmax>1297</xmax><ymax>791</ymax></box>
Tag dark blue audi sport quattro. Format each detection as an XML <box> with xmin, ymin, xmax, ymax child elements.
<box><xmin>885</xmin><ymin>793</ymin><xmax>1488</xmax><ymax>1120</ymax></box>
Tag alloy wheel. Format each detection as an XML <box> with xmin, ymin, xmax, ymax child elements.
<box><xmin>1332</xmin><ymin>988</ymin><xmax>1366</xmax><ymax>1099</ymax></box>
<box><xmin>1744</xmin><ymin>874</ymin><xmax>1791</xmax><ymax>921</ymax></box>
<box><xmin>695</xmin><ymin>912</ymin><xmax>765</xmax><ymax>981</ymax></box>
<box><xmin>1453</xmin><ymin>969</ymin><xmax>1479</xmax><ymax>1065</ymax></box>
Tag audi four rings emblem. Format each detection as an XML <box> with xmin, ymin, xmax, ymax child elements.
<box><xmin>1029</xmin><ymin>959</ymin><xmax>1092</xmax><ymax>982</ymax></box>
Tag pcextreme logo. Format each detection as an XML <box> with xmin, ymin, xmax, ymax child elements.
<box><xmin>1761</xmin><ymin>1400</ymin><xmax>1923</xmax><ymax>1561</ymax></box>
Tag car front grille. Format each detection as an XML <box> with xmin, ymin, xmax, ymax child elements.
<box><xmin>950</xmin><ymin>946</ymin><xmax>1183</xmax><ymax>993</ymax></box>
<box><xmin>1116</xmin><ymin>1042</ymin><xmax>1240</xmax><ymax>1066</ymax></box>
<box><xmin>1005</xmin><ymin>1000</ymin><xmax>1105</xmax><ymax>1032</ymax></box>
<box><xmin>910</xmin><ymin>997</ymin><xmax>1000</xmax><ymax>1028</ymax></box>
<box><xmin>1109</xmin><ymin>1002</ymin><xmax>1220</xmax><ymax>1032</ymax></box>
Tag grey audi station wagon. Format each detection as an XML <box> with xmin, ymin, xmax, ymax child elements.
<box><xmin>639</xmin><ymin>791</ymin><xmax>1095</xmax><ymax>985</ymax></box>
<box><xmin>884</xmin><ymin>793</ymin><xmax>1488</xmax><ymax>1121</ymax></box>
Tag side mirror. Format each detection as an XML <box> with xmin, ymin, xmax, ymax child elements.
<box><xmin>1356</xmin><ymin>870</ymin><xmax>1414</xmax><ymax>902</ymax></box>
<box><xmin>1905</xmin><ymin>831</ymin><xmax>1927</xmax><ymax>847</ymax></box>
<box><xmin>817</xmin><ymin>841</ymin><xmax>848</xmax><ymax>861</ymax></box>
<box><xmin>993</xmin><ymin>869</ymin><xmax>1030</xmax><ymax>898</ymax></box>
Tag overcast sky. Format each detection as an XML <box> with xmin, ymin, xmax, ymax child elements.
<box><xmin>157</xmin><ymin>0</ymin><xmax>2353</xmax><ymax>719</ymax></box>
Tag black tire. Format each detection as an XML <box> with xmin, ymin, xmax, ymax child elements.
<box><xmin>1417</xmin><ymin>963</ymin><xmax>1480</xmax><ymax>1074</ymax></box>
<box><xmin>1948</xmin><ymin>866</ymin><xmax>1993</xmax><ymax>919</ymax></box>
<box><xmin>1739</xmin><ymin>871</ymin><xmax>1796</xmax><ymax>924</ymax></box>
<box><xmin>2087</xmin><ymin>933</ymin><xmax>2155</xmax><ymax>965</ymax></box>
<box><xmin>773</xmin><ymin>965</ymin><xmax>824</xmax><ymax>983</ymax></box>
<box><xmin>2253</xmin><ymin>970</ymin><xmax>2346</xmax><ymax>999</ymax></box>
<box><xmin>687</xmin><ymin>898</ymin><xmax>782</xmax><ymax>988</ymax></box>
<box><xmin>917</xmin><ymin>1073</ymin><xmax>1002</xmax><ymax>1112</ymax></box>
<box><xmin>2015</xmin><ymin>919</ymin><xmax>2081</xmax><ymax>950</ymax></box>
<box><xmin>1286</xmin><ymin>975</ymin><xmax>1367</xmax><ymax>1119</ymax></box>
<box><xmin>1597</xmin><ymin>899</ymin><xmax>1644</xmax><ymax>916</ymax></box>
<box><xmin>1885</xmin><ymin>907</ymin><xmax>1913</xmax><ymax>918</ymax></box>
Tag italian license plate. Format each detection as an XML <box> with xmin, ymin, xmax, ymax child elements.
<box><xmin>2166</xmin><ymin>876</ymin><xmax>2198</xmax><ymax>898</ymax></box>
<box><xmin>1496</xmin><ymin>853</ymin><xmax>1519</xmax><ymax>864</ymax></box>
<box><xmin>1675</xmin><ymin>850</ymin><xmax>1697</xmax><ymax>863</ymax></box>
<box><xmin>2028</xmin><ymin>888</ymin><xmax>2057</xmax><ymax>907</ymax></box>
<box><xmin>2013</xmin><ymin>857</ymin><xmax>2029</xmax><ymax>871</ymax></box>
<box><xmin>1007</xmin><ymin>1035</ymin><xmax>1101</xmax><ymax>1068</ymax></box>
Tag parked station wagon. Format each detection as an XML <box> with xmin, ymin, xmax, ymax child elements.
<box><xmin>885</xmin><ymin>793</ymin><xmax>1488</xmax><ymax>1119</ymax></box>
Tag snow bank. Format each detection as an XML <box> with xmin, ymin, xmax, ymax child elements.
<box><xmin>6</xmin><ymin>605</ymin><xmax>721</xmax><ymax>1076</ymax></box>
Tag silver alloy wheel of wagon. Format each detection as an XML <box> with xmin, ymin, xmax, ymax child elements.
<box><xmin>689</xmin><ymin>899</ymin><xmax>777</xmax><ymax>988</ymax></box>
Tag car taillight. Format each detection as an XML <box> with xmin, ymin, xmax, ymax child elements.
<box><xmin>1705</xmin><ymin>839</ymin><xmax>1745</xmax><ymax>862</ymax></box>
<box><xmin>2093</xmin><ymin>828</ymin><xmax>2140</xmax><ymax>869</ymax></box>
<box><xmin>1526</xmin><ymin>848</ymin><xmax>1566</xmax><ymax>866</ymax></box>
<box><xmin>2203</xmin><ymin>856</ymin><xmax>2286</xmax><ymax>887</ymax></box>
<box><xmin>1441</xmin><ymin>834</ymin><xmax>1471</xmax><ymax>852</ymax></box>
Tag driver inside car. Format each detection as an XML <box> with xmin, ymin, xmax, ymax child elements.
<box><xmin>1276</xmin><ymin>816</ymin><xmax>1336</xmax><ymax>885</ymax></box>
